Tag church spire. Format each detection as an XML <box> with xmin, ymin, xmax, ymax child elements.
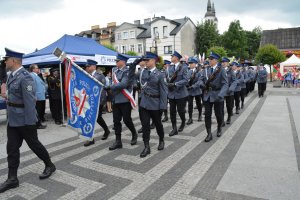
<box><xmin>207</xmin><ymin>0</ymin><xmax>212</xmax><ymax>12</ymax></box>
<box><xmin>212</xmin><ymin>2</ymin><xmax>215</xmax><ymax>14</ymax></box>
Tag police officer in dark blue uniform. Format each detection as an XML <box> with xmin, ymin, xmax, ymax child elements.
<box><xmin>83</xmin><ymin>59</ymin><xmax>110</xmax><ymax>146</ymax></box>
<box><xmin>257</xmin><ymin>64</ymin><xmax>268</xmax><ymax>97</ymax></box>
<box><xmin>233</xmin><ymin>62</ymin><xmax>244</xmax><ymax>114</ymax></box>
<box><xmin>106</xmin><ymin>54</ymin><xmax>138</xmax><ymax>150</ymax></box>
<box><xmin>0</xmin><ymin>48</ymin><xmax>56</xmax><ymax>193</ymax></box>
<box><xmin>240</xmin><ymin>65</ymin><xmax>249</xmax><ymax>109</ymax></box>
<box><xmin>202</xmin><ymin>52</ymin><xmax>228</xmax><ymax>142</ymax></box>
<box><xmin>138</xmin><ymin>52</ymin><xmax>168</xmax><ymax>157</ymax></box>
<box><xmin>161</xmin><ymin>60</ymin><xmax>171</xmax><ymax>122</ymax></box>
<box><xmin>186</xmin><ymin>57</ymin><xmax>203</xmax><ymax>125</ymax></box>
<box><xmin>167</xmin><ymin>51</ymin><xmax>189</xmax><ymax>136</ymax></box>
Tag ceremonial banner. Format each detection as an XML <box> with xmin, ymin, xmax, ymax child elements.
<box><xmin>64</xmin><ymin>59</ymin><xmax>103</xmax><ymax>140</ymax></box>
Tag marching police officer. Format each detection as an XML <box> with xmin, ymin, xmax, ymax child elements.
<box><xmin>161</xmin><ymin>60</ymin><xmax>171</xmax><ymax>122</ymax></box>
<box><xmin>138</xmin><ymin>52</ymin><xmax>168</xmax><ymax>157</ymax></box>
<box><xmin>240</xmin><ymin>65</ymin><xmax>249</xmax><ymax>109</ymax></box>
<box><xmin>233</xmin><ymin>62</ymin><xmax>243</xmax><ymax>114</ymax></box>
<box><xmin>83</xmin><ymin>59</ymin><xmax>110</xmax><ymax>146</ymax></box>
<box><xmin>0</xmin><ymin>48</ymin><xmax>56</xmax><ymax>193</ymax></box>
<box><xmin>186</xmin><ymin>57</ymin><xmax>203</xmax><ymax>125</ymax></box>
<box><xmin>106</xmin><ymin>54</ymin><xmax>138</xmax><ymax>150</ymax></box>
<box><xmin>202</xmin><ymin>52</ymin><xmax>228</xmax><ymax>142</ymax></box>
<box><xmin>257</xmin><ymin>64</ymin><xmax>268</xmax><ymax>97</ymax></box>
<box><xmin>167</xmin><ymin>51</ymin><xmax>189</xmax><ymax>136</ymax></box>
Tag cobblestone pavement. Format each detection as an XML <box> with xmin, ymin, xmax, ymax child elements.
<box><xmin>0</xmin><ymin>85</ymin><xmax>299</xmax><ymax>200</ymax></box>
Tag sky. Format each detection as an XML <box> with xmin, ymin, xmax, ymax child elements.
<box><xmin>0</xmin><ymin>0</ymin><xmax>299</xmax><ymax>56</ymax></box>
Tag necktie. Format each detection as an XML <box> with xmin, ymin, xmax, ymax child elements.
<box><xmin>211</xmin><ymin>68</ymin><xmax>214</xmax><ymax>74</ymax></box>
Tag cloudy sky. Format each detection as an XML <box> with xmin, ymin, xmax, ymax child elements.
<box><xmin>0</xmin><ymin>0</ymin><xmax>299</xmax><ymax>56</ymax></box>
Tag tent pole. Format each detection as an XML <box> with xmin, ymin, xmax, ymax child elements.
<box><xmin>59</xmin><ymin>63</ymin><xmax>66</xmax><ymax>127</ymax></box>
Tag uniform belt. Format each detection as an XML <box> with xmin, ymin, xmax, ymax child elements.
<box><xmin>144</xmin><ymin>92</ymin><xmax>160</xmax><ymax>98</ymax></box>
<box><xmin>7</xmin><ymin>102</ymin><xmax>25</xmax><ymax>108</ymax></box>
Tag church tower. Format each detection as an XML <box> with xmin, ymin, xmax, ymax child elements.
<box><xmin>204</xmin><ymin>0</ymin><xmax>218</xmax><ymax>27</ymax></box>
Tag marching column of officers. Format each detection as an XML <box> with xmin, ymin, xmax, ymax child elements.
<box><xmin>0</xmin><ymin>47</ymin><xmax>268</xmax><ymax>193</ymax></box>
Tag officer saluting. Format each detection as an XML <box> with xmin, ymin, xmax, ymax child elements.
<box><xmin>202</xmin><ymin>52</ymin><xmax>228</xmax><ymax>142</ymax></box>
<box><xmin>138</xmin><ymin>52</ymin><xmax>168</xmax><ymax>157</ymax></box>
<box><xmin>167</xmin><ymin>51</ymin><xmax>189</xmax><ymax>136</ymax></box>
<box><xmin>0</xmin><ymin>48</ymin><xmax>56</xmax><ymax>193</ymax></box>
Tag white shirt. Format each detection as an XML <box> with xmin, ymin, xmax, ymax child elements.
<box><xmin>149</xmin><ymin>67</ymin><xmax>156</xmax><ymax>73</ymax></box>
<box><xmin>174</xmin><ymin>62</ymin><xmax>180</xmax><ymax>70</ymax></box>
<box><xmin>212</xmin><ymin>64</ymin><xmax>218</xmax><ymax>72</ymax></box>
<box><xmin>12</xmin><ymin>66</ymin><xmax>23</xmax><ymax>76</ymax></box>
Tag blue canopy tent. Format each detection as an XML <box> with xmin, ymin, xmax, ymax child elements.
<box><xmin>23</xmin><ymin>34</ymin><xmax>118</xmax><ymax>66</ymax></box>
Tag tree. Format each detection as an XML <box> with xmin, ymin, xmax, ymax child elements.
<box><xmin>195</xmin><ymin>20</ymin><xmax>220</xmax><ymax>55</ymax></box>
<box><xmin>125</xmin><ymin>51</ymin><xmax>138</xmax><ymax>56</ymax></box>
<box><xmin>255</xmin><ymin>44</ymin><xmax>286</xmax><ymax>81</ymax></box>
<box><xmin>245</xmin><ymin>26</ymin><xmax>262</xmax><ymax>60</ymax></box>
<box><xmin>221</xmin><ymin>20</ymin><xmax>248</xmax><ymax>60</ymax></box>
<box><xmin>207</xmin><ymin>46</ymin><xmax>227</xmax><ymax>60</ymax></box>
<box><xmin>103</xmin><ymin>44</ymin><xmax>116</xmax><ymax>51</ymax></box>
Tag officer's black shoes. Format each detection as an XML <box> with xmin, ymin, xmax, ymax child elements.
<box><xmin>84</xmin><ymin>139</ymin><xmax>95</xmax><ymax>147</ymax></box>
<box><xmin>198</xmin><ymin>115</ymin><xmax>203</xmax><ymax>122</ymax></box>
<box><xmin>178</xmin><ymin>123</ymin><xmax>185</xmax><ymax>132</ymax></box>
<box><xmin>150</xmin><ymin>123</ymin><xmax>155</xmax><ymax>129</ymax></box>
<box><xmin>187</xmin><ymin>118</ymin><xmax>193</xmax><ymax>125</ymax></box>
<box><xmin>241</xmin><ymin>103</ymin><xmax>244</xmax><ymax>109</ymax></box>
<box><xmin>101</xmin><ymin>130</ymin><xmax>110</xmax><ymax>140</ymax></box>
<box><xmin>222</xmin><ymin>121</ymin><xmax>226</xmax><ymax>127</ymax></box>
<box><xmin>204</xmin><ymin>132</ymin><xmax>213</xmax><ymax>142</ymax></box>
<box><xmin>37</xmin><ymin>124</ymin><xmax>47</xmax><ymax>129</ymax></box>
<box><xmin>0</xmin><ymin>178</ymin><xmax>19</xmax><ymax>193</ymax></box>
<box><xmin>39</xmin><ymin>164</ymin><xmax>56</xmax><ymax>180</ymax></box>
<box><xmin>109</xmin><ymin>141</ymin><xmax>123</xmax><ymax>150</ymax></box>
<box><xmin>162</xmin><ymin>116</ymin><xmax>168</xmax><ymax>122</ymax></box>
<box><xmin>158</xmin><ymin>140</ymin><xmax>164</xmax><ymax>151</ymax></box>
<box><xmin>55</xmin><ymin>121</ymin><xmax>62</xmax><ymax>125</ymax></box>
<box><xmin>226</xmin><ymin>117</ymin><xmax>231</xmax><ymax>124</ymax></box>
<box><xmin>138</xmin><ymin>127</ymin><xmax>143</xmax><ymax>133</ymax></box>
<box><xmin>235</xmin><ymin>109</ymin><xmax>239</xmax><ymax>114</ymax></box>
<box><xmin>131</xmin><ymin>134</ymin><xmax>138</xmax><ymax>145</ymax></box>
<box><xmin>140</xmin><ymin>147</ymin><xmax>151</xmax><ymax>158</ymax></box>
<box><xmin>169</xmin><ymin>129</ymin><xmax>178</xmax><ymax>137</ymax></box>
<box><xmin>217</xmin><ymin>127</ymin><xmax>222</xmax><ymax>137</ymax></box>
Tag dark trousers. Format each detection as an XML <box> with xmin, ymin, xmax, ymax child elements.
<box><xmin>240</xmin><ymin>88</ymin><xmax>246</xmax><ymax>104</ymax></box>
<box><xmin>234</xmin><ymin>91</ymin><xmax>241</xmax><ymax>109</ymax></box>
<box><xmin>246</xmin><ymin>82</ymin><xmax>250</xmax><ymax>96</ymax></box>
<box><xmin>258</xmin><ymin>83</ymin><xmax>267</xmax><ymax>97</ymax></box>
<box><xmin>7</xmin><ymin>125</ymin><xmax>51</xmax><ymax>170</ymax></box>
<box><xmin>251</xmin><ymin>81</ymin><xmax>256</xmax><ymax>91</ymax></box>
<box><xmin>225</xmin><ymin>95</ymin><xmax>234</xmax><ymax>117</ymax></box>
<box><xmin>204</xmin><ymin>101</ymin><xmax>223</xmax><ymax>130</ymax></box>
<box><xmin>36</xmin><ymin>100</ymin><xmax>45</xmax><ymax>125</ymax></box>
<box><xmin>169</xmin><ymin>98</ymin><xmax>187</xmax><ymax>125</ymax></box>
<box><xmin>188</xmin><ymin>95</ymin><xmax>202</xmax><ymax>118</ymax></box>
<box><xmin>113</xmin><ymin>102</ymin><xmax>136</xmax><ymax>139</ymax></box>
<box><xmin>140</xmin><ymin>107</ymin><xmax>164</xmax><ymax>142</ymax></box>
<box><xmin>97</xmin><ymin>104</ymin><xmax>109</xmax><ymax>132</ymax></box>
<box><xmin>51</xmin><ymin>99</ymin><xmax>62</xmax><ymax>122</ymax></box>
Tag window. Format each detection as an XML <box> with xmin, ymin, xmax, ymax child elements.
<box><xmin>116</xmin><ymin>33</ymin><xmax>121</xmax><ymax>40</ymax></box>
<box><xmin>164</xmin><ymin>46</ymin><xmax>172</xmax><ymax>54</ymax></box>
<box><xmin>138</xmin><ymin>44</ymin><xmax>143</xmax><ymax>53</ymax></box>
<box><xmin>122</xmin><ymin>45</ymin><xmax>127</xmax><ymax>54</ymax></box>
<box><xmin>123</xmin><ymin>32</ymin><xmax>128</xmax><ymax>39</ymax></box>
<box><xmin>163</xmin><ymin>26</ymin><xmax>168</xmax><ymax>37</ymax></box>
<box><xmin>153</xmin><ymin>27</ymin><xmax>159</xmax><ymax>39</ymax></box>
<box><xmin>130</xmin><ymin>31</ymin><xmax>135</xmax><ymax>39</ymax></box>
<box><xmin>130</xmin><ymin>45</ymin><xmax>135</xmax><ymax>52</ymax></box>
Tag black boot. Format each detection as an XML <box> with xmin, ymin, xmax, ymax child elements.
<box><xmin>0</xmin><ymin>168</ymin><xmax>19</xmax><ymax>193</ymax></box>
<box><xmin>198</xmin><ymin>114</ymin><xmax>202</xmax><ymax>121</ymax></box>
<box><xmin>222</xmin><ymin>121</ymin><xmax>226</xmax><ymax>127</ymax></box>
<box><xmin>131</xmin><ymin>132</ymin><xmax>138</xmax><ymax>145</ymax></box>
<box><xmin>217</xmin><ymin>127</ymin><xmax>222</xmax><ymax>137</ymax></box>
<box><xmin>138</xmin><ymin>127</ymin><xmax>143</xmax><ymax>133</ymax></box>
<box><xmin>236</xmin><ymin>108</ymin><xmax>239</xmax><ymax>114</ymax></box>
<box><xmin>109</xmin><ymin>136</ymin><xmax>122</xmax><ymax>150</ymax></box>
<box><xmin>204</xmin><ymin>129</ymin><xmax>212</xmax><ymax>142</ymax></box>
<box><xmin>226</xmin><ymin>116</ymin><xmax>231</xmax><ymax>124</ymax></box>
<box><xmin>178</xmin><ymin>112</ymin><xmax>186</xmax><ymax>132</ymax></box>
<box><xmin>84</xmin><ymin>139</ymin><xmax>95</xmax><ymax>147</ymax></box>
<box><xmin>169</xmin><ymin>123</ymin><xmax>178</xmax><ymax>137</ymax></box>
<box><xmin>157</xmin><ymin>139</ymin><xmax>164</xmax><ymax>150</ymax></box>
<box><xmin>140</xmin><ymin>141</ymin><xmax>151</xmax><ymax>158</ymax></box>
<box><xmin>39</xmin><ymin>161</ymin><xmax>56</xmax><ymax>179</ymax></box>
<box><xmin>101</xmin><ymin>129</ymin><xmax>111</xmax><ymax>140</ymax></box>
<box><xmin>187</xmin><ymin>118</ymin><xmax>193</xmax><ymax>125</ymax></box>
<box><xmin>162</xmin><ymin>113</ymin><xmax>168</xmax><ymax>122</ymax></box>
<box><xmin>150</xmin><ymin>122</ymin><xmax>155</xmax><ymax>129</ymax></box>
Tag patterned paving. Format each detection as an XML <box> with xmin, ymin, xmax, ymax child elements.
<box><xmin>0</xmin><ymin>87</ymin><xmax>299</xmax><ymax>200</ymax></box>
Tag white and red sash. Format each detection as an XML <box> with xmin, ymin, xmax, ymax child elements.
<box><xmin>112</xmin><ymin>71</ymin><xmax>137</xmax><ymax>109</ymax></box>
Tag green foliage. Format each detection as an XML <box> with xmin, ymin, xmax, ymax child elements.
<box><xmin>207</xmin><ymin>46</ymin><xmax>227</xmax><ymax>60</ymax></box>
<box><xmin>103</xmin><ymin>44</ymin><xmax>116</xmax><ymax>51</ymax></box>
<box><xmin>221</xmin><ymin>20</ymin><xmax>248</xmax><ymax>59</ymax></box>
<box><xmin>255</xmin><ymin>44</ymin><xmax>286</xmax><ymax>65</ymax></box>
<box><xmin>125</xmin><ymin>51</ymin><xmax>138</xmax><ymax>56</ymax></box>
<box><xmin>245</xmin><ymin>26</ymin><xmax>262</xmax><ymax>60</ymax></box>
<box><xmin>156</xmin><ymin>56</ymin><xmax>164</xmax><ymax>70</ymax></box>
<box><xmin>195</xmin><ymin>20</ymin><xmax>220</xmax><ymax>55</ymax></box>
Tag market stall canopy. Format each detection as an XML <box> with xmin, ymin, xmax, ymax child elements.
<box><xmin>280</xmin><ymin>54</ymin><xmax>300</xmax><ymax>73</ymax></box>
<box><xmin>23</xmin><ymin>34</ymin><xmax>118</xmax><ymax>66</ymax></box>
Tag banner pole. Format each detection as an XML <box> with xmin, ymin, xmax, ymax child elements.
<box><xmin>59</xmin><ymin>63</ymin><xmax>66</xmax><ymax>127</ymax></box>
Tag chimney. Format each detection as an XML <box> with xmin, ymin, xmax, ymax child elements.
<box><xmin>91</xmin><ymin>25</ymin><xmax>100</xmax><ymax>30</ymax></box>
<box><xmin>134</xmin><ymin>20</ymin><xmax>141</xmax><ymax>25</ymax></box>
<box><xmin>144</xmin><ymin>18</ymin><xmax>151</xmax><ymax>24</ymax></box>
<box><xmin>107</xmin><ymin>22</ymin><xmax>116</xmax><ymax>27</ymax></box>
